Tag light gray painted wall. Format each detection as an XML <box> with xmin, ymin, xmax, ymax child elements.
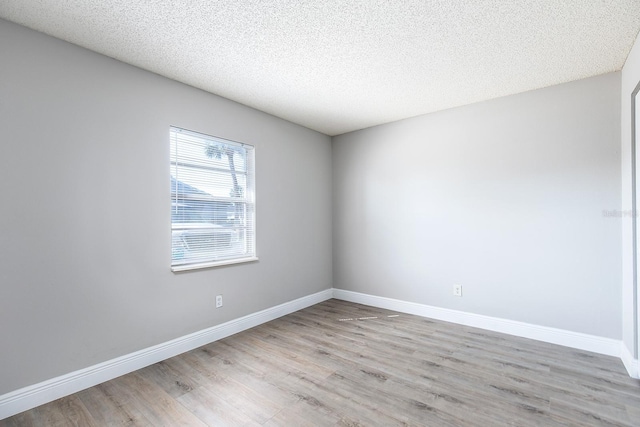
<box><xmin>333</xmin><ymin>73</ymin><xmax>622</xmax><ymax>339</ymax></box>
<box><xmin>0</xmin><ymin>19</ymin><xmax>332</xmax><ymax>394</ymax></box>
<box><xmin>621</xmin><ymin>30</ymin><xmax>640</xmax><ymax>358</ymax></box>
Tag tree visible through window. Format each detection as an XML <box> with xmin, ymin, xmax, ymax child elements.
<box><xmin>170</xmin><ymin>127</ymin><xmax>256</xmax><ymax>270</ymax></box>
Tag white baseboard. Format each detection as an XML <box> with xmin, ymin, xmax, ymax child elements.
<box><xmin>621</xmin><ymin>343</ymin><xmax>640</xmax><ymax>379</ymax></box>
<box><xmin>0</xmin><ymin>289</ymin><xmax>333</xmax><ymax>420</ymax></box>
<box><xmin>332</xmin><ymin>289</ymin><xmax>622</xmax><ymax>358</ymax></box>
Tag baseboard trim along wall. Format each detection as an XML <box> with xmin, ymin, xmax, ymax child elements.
<box><xmin>0</xmin><ymin>289</ymin><xmax>333</xmax><ymax>420</ymax></box>
<box><xmin>332</xmin><ymin>289</ymin><xmax>623</xmax><ymax>359</ymax></box>
<box><xmin>1</xmin><ymin>287</ymin><xmax>636</xmax><ymax>420</ymax></box>
<box><xmin>621</xmin><ymin>343</ymin><xmax>640</xmax><ymax>379</ymax></box>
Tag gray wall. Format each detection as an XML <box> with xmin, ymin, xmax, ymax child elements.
<box><xmin>621</xmin><ymin>30</ymin><xmax>640</xmax><ymax>358</ymax></box>
<box><xmin>333</xmin><ymin>72</ymin><xmax>622</xmax><ymax>339</ymax></box>
<box><xmin>0</xmin><ymin>19</ymin><xmax>332</xmax><ymax>394</ymax></box>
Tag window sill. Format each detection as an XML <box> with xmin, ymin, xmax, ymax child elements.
<box><xmin>171</xmin><ymin>256</ymin><xmax>259</xmax><ymax>272</ymax></box>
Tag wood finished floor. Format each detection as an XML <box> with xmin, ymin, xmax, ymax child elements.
<box><xmin>2</xmin><ymin>299</ymin><xmax>640</xmax><ymax>426</ymax></box>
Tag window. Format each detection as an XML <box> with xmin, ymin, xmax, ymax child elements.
<box><xmin>170</xmin><ymin>127</ymin><xmax>256</xmax><ymax>271</ymax></box>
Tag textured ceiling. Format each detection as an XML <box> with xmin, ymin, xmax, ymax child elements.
<box><xmin>1</xmin><ymin>1</ymin><xmax>640</xmax><ymax>136</ymax></box>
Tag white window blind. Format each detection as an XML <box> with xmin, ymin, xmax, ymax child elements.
<box><xmin>170</xmin><ymin>127</ymin><xmax>256</xmax><ymax>271</ymax></box>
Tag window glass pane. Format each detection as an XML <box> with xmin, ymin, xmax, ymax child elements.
<box><xmin>170</xmin><ymin>127</ymin><xmax>256</xmax><ymax>269</ymax></box>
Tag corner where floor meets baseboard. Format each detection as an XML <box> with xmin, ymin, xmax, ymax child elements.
<box><xmin>0</xmin><ymin>289</ymin><xmax>333</xmax><ymax>420</ymax></box>
<box><xmin>621</xmin><ymin>343</ymin><xmax>640</xmax><ymax>379</ymax></box>
<box><xmin>332</xmin><ymin>288</ymin><xmax>624</xmax><ymax>364</ymax></box>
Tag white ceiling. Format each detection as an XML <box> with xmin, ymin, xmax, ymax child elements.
<box><xmin>1</xmin><ymin>1</ymin><xmax>640</xmax><ymax>136</ymax></box>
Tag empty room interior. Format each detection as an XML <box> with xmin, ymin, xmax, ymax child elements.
<box><xmin>2</xmin><ymin>1</ymin><xmax>640</xmax><ymax>426</ymax></box>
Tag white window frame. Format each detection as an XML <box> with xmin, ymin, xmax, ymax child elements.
<box><xmin>170</xmin><ymin>127</ymin><xmax>257</xmax><ymax>271</ymax></box>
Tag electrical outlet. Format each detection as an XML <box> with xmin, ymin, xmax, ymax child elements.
<box><xmin>215</xmin><ymin>295</ymin><xmax>223</xmax><ymax>308</ymax></box>
<box><xmin>453</xmin><ymin>284</ymin><xmax>462</xmax><ymax>297</ymax></box>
